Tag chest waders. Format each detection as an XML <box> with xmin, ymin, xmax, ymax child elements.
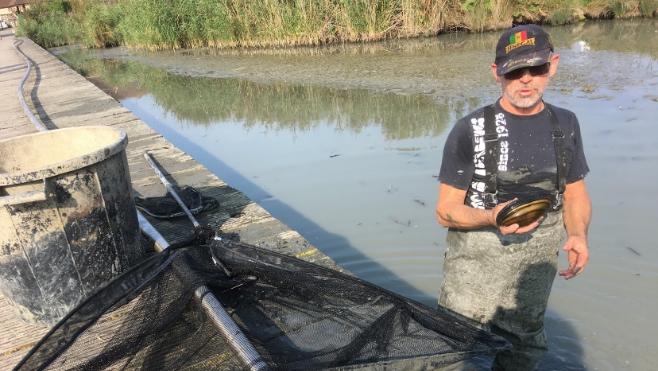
<box><xmin>439</xmin><ymin>104</ymin><xmax>568</xmax><ymax>371</ymax></box>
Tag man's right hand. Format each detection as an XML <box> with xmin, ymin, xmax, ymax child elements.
<box><xmin>437</xmin><ymin>184</ymin><xmax>542</xmax><ymax>233</ymax></box>
<box><xmin>492</xmin><ymin>199</ymin><xmax>542</xmax><ymax>235</ymax></box>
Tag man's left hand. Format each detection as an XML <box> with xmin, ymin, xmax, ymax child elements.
<box><xmin>558</xmin><ymin>235</ymin><xmax>589</xmax><ymax>280</ymax></box>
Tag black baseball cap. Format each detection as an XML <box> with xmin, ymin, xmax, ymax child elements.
<box><xmin>494</xmin><ymin>24</ymin><xmax>554</xmax><ymax>76</ymax></box>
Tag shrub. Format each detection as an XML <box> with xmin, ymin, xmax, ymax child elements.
<box><xmin>638</xmin><ymin>0</ymin><xmax>658</xmax><ymax>15</ymax></box>
<box><xmin>16</xmin><ymin>2</ymin><xmax>81</xmax><ymax>48</ymax></box>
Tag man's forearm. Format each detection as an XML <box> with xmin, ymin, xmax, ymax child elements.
<box><xmin>436</xmin><ymin>201</ymin><xmax>495</xmax><ymax>229</ymax></box>
<box><xmin>559</xmin><ymin>180</ymin><xmax>591</xmax><ymax>279</ymax></box>
<box><xmin>436</xmin><ymin>183</ymin><xmax>497</xmax><ymax>229</ymax></box>
<box><xmin>563</xmin><ymin>190</ymin><xmax>591</xmax><ymax>239</ymax></box>
<box><xmin>437</xmin><ymin>183</ymin><xmax>544</xmax><ymax>235</ymax></box>
<box><xmin>562</xmin><ymin>180</ymin><xmax>591</xmax><ymax>239</ymax></box>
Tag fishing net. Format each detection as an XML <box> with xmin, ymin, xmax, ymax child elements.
<box><xmin>13</xmin><ymin>240</ymin><xmax>508</xmax><ymax>371</ymax></box>
<box><xmin>135</xmin><ymin>186</ymin><xmax>219</xmax><ymax>219</ymax></box>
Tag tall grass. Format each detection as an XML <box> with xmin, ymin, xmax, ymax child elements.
<box><xmin>605</xmin><ymin>0</ymin><xmax>636</xmax><ymax>15</ymax></box>
<box><xmin>116</xmin><ymin>0</ymin><xmax>447</xmax><ymax>48</ymax></box>
<box><xmin>80</xmin><ymin>0</ymin><xmax>122</xmax><ymax>47</ymax></box>
<box><xmin>16</xmin><ymin>2</ymin><xmax>81</xmax><ymax>48</ymax></box>
<box><xmin>583</xmin><ymin>0</ymin><xmax>656</xmax><ymax>17</ymax></box>
<box><xmin>15</xmin><ymin>0</ymin><xmax>658</xmax><ymax>50</ymax></box>
<box><xmin>117</xmin><ymin>0</ymin><xmax>332</xmax><ymax>48</ymax></box>
<box><xmin>638</xmin><ymin>0</ymin><xmax>658</xmax><ymax>15</ymax></box>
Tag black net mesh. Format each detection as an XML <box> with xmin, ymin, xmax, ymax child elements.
<box><xmin>14</xmin><ymin>241</ymin><xmax>508</xmax><ymax>371</ymax></box>
<box><xmin>135</xmin><ymin>186</ymin><xmax>219</xmax><ymax>219</ymax></box>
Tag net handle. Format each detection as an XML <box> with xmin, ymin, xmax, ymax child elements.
<box><xmin>142</xmin><ymin>150</ymin><xmax>201</xmax><ymax>228</ymax></box>
<box><xmin>137</xmin><ymin>212</ymin><xmax>270</xmax><ymax>371</ymax></box>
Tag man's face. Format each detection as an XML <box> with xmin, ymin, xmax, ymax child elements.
<box><xmin>491</xmin><ymin>54</ymin><xmax>560</xmax><ymax>115</ymax></box>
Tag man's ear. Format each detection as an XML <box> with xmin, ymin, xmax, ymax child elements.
<box><xmin>549</xmin><ymin>54</ymin><xmax>560</xmax><ymax>78</ymax></box>
<box><xmin>491</xmin><ymin>63</ymin><xmax>502</xmax><ymax>83</ymax></box>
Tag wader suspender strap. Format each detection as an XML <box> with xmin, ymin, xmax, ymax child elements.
<box><xmin>482</xmin><ymin>104</ymin><xmax>499</xmax><ymax>208</ymax></box>
<box><xmin>481</xmin><ymin>103</ymin><xmax>567</xmax><ymax>210</ymax></box>
<box><xmin>547</xmin><ymin>104</ymin><xmax>566</xmax><ymax>210</ymax></box>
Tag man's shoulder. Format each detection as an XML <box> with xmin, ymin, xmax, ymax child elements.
<box><xmin>545</xmin><ymin>103</ymin><xmax>578</xmax><ymax>120</ymax></box>
<box><xmin>456</xmin><ymin>105</ymin><xmax>490</xmax><ymax>125</ymax></box>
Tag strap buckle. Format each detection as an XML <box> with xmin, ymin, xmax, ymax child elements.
<box><xmin>552</xmin><ymin>190</ymin><xmax>563</xmax><ymax>210</ymax></box>
<box><xmin>484</xmin><ymin>192</ymin><xmax>498</xmax><ymax>208</ymax></box>
<box><xmin>551</xmin><ymin>130</ymin><xmax>564</xmax><ymax>140</ymax></box>
<box><xmin>483</xmin><ymin>133</ymin><xmax>498</xmax><ymax>142</ymax></box>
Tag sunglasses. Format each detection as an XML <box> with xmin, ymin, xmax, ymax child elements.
<box><xmin>503</xmin><ymin>63</ymin><xmax>551</xmax><ymax>80</ymax></box>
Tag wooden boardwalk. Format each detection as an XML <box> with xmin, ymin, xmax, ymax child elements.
<box><xmin>0</xmin><ymin>31</ymin><xmax>345</xmax><ymax>370</ymax></box>
<box><xmin>0</xmin><ymin>31</ymin><xmax>476</xmax><ymax>371</ymax></box>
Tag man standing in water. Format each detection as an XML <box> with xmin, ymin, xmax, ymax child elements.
<box><xmin>435</xmin><ymin>25</ymin><xmax>591</xmax><ymax>370</ymax></box>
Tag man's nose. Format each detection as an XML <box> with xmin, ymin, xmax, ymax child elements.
<box><xmin>518</xmin><ymin>68</ymin><xmax>533</xmax><ymax>82</ymax></box>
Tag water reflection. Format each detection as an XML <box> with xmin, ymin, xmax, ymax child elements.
<box><xmin>551</xmin><ymin>18</ymin><xmax>658</xmax><ymax>59</ymax></box>
<box><xmin>53</xmin><ymin>19</ymin><xmax>657</xmax><ymax>116</ymax></box>
<box><xmin>58</xmin><ymin>55</ymin><xmax>460</xmax><ymax>141</ymax></box>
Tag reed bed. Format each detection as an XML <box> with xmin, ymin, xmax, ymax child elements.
<box><xmin>15</xmin><ymin>0</ymin><xmax>658</xmax><ymax>50</ymax></box>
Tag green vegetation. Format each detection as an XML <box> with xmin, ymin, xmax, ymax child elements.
<box><xmin>16</xmin><ymin>1</ymin><xmax>80</xmax><ymax>48</ymax></box>
<box><xmin>15</xmin><ymin>0</ymin><xmax>658</xmax><ymax>50</ymax></box>
<box><xmin>638</xmin><ymin>0</ymin><xmax>658</xmax><ymax>15</ymax></box>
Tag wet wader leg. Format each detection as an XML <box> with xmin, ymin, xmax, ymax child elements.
<box><xmin>438</xmin><ymin>212</ymin><xmax>564</xmax><ymax>371</ymax></box>
<box><xmin>490</xmin><ymin>323</ymin><xmax>548</xmax><ymax>371</ymax></box>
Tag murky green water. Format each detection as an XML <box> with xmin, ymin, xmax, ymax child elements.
<box><xmin>54</xmin><ymin>19</ymin><xmax>658</xmax><ymax>371</ymax></box>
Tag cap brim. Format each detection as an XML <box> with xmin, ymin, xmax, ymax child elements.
<box><xmin>497</xmin><ymin>48</ymin><xmax>552</xmax><ymax>76</ymax></box>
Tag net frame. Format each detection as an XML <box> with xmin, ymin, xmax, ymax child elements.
<box><xmin>13</xmin><ymin>241</ymin><xmax>508</xmax><ymax>371</ymax></box>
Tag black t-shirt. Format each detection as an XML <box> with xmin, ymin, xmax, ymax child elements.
<box><xmin>439</xmin><ymin>100</ymin><xmax>589</xmax><ymax>209</ymax></box>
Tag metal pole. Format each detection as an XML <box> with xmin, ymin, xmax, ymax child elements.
<box><xmin>137</xmin><ymin>211</ymin><xmax>169</xmax><ymax>250</ymax></box>
<box><xmin>194</xmin><ymin>286</ymin><xmax>270</xmax><ymax>371</ymax></box>
<box><xmin>142</xmin><ymin>150</ymin><xmax>200</xmax><ymax>228</ymax></box>
<box><xmin>141</xmin><ymin>151</ymin><xmax>232</xmax><ymax>277</ymax></box>
<box><xmin>137</xmin><ymin>211</ymin><xmax>270</xmax><ymax>371</ymax></box>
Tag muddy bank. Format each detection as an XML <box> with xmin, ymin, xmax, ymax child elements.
<box><xmin>71</xmin><ymin>20</ymin><xmax>657</xmax><ymax>107</ymax></box>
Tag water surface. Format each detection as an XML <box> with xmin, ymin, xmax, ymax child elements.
<box><xmin>55</xmin><ymin>19</ymin><xmax>658</xmax><ymax>371</ymax></box>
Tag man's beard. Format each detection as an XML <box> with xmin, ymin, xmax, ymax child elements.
<box><xmin>504</xmin><ymin>84</ymin><xmax>544</xmax><ymax>109</ymax></box>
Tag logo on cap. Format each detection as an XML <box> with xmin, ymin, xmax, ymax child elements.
<box><xmin>505</xmin><ymin>30</ymin><xmax>535</xmax><ymax>54</ymax></box>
